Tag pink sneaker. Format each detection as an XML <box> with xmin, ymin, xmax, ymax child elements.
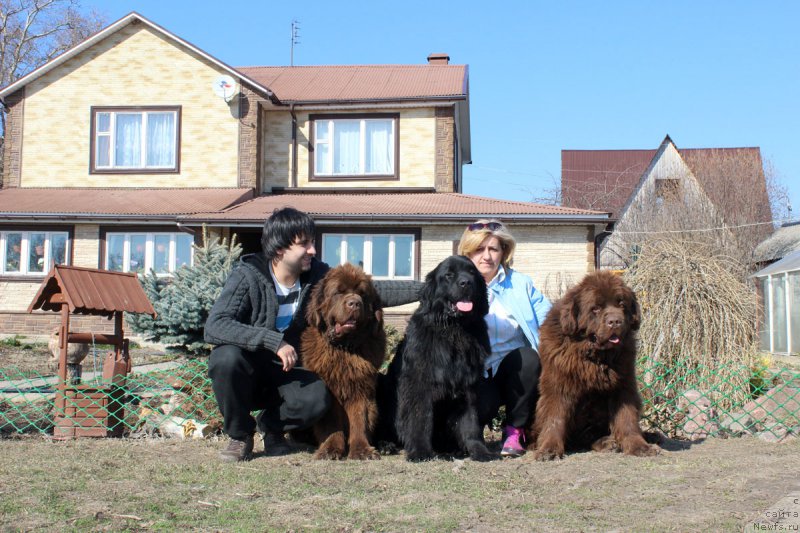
<box><xmin>501</xmin><ymin>426</ymin><xmax>526</xmax><ymax>457</ymax></box>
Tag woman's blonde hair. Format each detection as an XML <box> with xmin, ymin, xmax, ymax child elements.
<box><xmin>457</xmin><ymin>219</ymin><xmax>516</xmax><ymax>269</ymax></box>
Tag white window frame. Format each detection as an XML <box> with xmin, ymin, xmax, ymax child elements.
<box><xmin>312</xmin><ymin>116</ymin><xmax>396</xmax><ymax>177</ymax></box>
<box><xmin>0</xmin><ymin>230</ymin><xmax>70</xmax><ymax>276</ymax></box>
<box><xmin>105</xmin><ymin>232</ymin><xmax>194</xmax><ymax>276</ymax></box>
<box><xmin>321</xmin><ymin>233</ymin><xmax>414</xmax><ymax>280</ymax></box>
<box><xmin>93</xmin><ymin>107</ymin><xmax>179</xmax><ymax>171</ymax></box>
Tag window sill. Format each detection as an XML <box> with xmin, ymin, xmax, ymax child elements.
<box><xmin>90</xmin><ymin>168</ymin><xmax>179</xmax><ymax>175</ymax></box>
<box><xmin>310</xmin><ymin>174</ymin><xmax>398</xmax><ymax>182</ymax></box>
<box><xmin>0</xmin><ymin>274</ymin><xmax>49</xmax><ymax>282</ymax></box>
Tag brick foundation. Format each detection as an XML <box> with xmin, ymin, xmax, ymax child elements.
<box><xmin>0</xmin><ymin>312</ymin><xmax>123</xmax><ymax>337</ymax></box>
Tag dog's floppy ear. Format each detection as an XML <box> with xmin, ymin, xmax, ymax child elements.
<box><xmin>417</xmin><ymin>266</ymin><xmax>438</xmax><ymax>313</ymax></box>
<box><xmin>305</xmin><ymin>279</ymin><xmax>327</xmax><ymax>331</ymax></box>
<box><xmin>471</xmin><ymin>263</ymin><xmax>489</xmax><ymax>317</ymax></box>
<box><xmin>558</xmin><ymin>290</ymin><xmax>579</xmax><ymax>336</ymax></box>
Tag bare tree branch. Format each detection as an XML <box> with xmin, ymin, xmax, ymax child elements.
<box><xmin>0</xmin><ymin>0</ymin><xmax>105</xmax><ymax>185</ymax></box>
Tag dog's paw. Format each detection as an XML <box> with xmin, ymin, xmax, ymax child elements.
<box><xmin>469</xmin><ymin>449</ymin><xmax>497</xmax><ymax>462</ymax></box>
<box><xmin>534</xmin><ymin>447</ymin><xmax>564</xmax><ymax>461</ymax></box>
<box><xmin>590</xmin><ymin>436</ymin><xmax>621</xmax><ymax>453</ymax></box>
<box><xmin>624</xmin><ymin>442</ymin><xmax>660</xmax><ymax>457</ymax></box>
<box><xmin>376</xmin><ymin>440</ymin><xmax>399</xmax><ymax>455</ymax></box>
<box><xmin>348</xmin><ymin>445</ymin><xmax>381</xmax><ymax>461</ymax></box>
<box><xmin>314</xmin><ymin>446</ymin><xmax>345</xmax><ymax>460</ymax></box>
<box><xmin>405</xmin><ymin>448</ymin><xmax>434</xmax><ymax>462</ymax></box>
<box><xmin>465</xmin><ymin>441</ymin><xmax>497</xmax><ymax>462</ymax></box>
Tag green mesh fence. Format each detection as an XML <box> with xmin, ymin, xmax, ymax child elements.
<box><xmin>638</xmin><ymin>355</ymin><xmax>800</xmax><ymax>441</ymax></box>
<box><xmin>0</xmin><ymin>359</ymin><xmax>221</xmax><ymax>438</ymax></box>
<box><xmin>1</xmin><ymin>357</ymin><xmax>798</xmax><ymax>440</ymax></box>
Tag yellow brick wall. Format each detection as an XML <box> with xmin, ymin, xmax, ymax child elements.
<box><xmin>262</xmin><ymin>111</ymin><xmax>292</xmax><ymax>190</ymax></box>
<box><xmin>0</xmin><ymin>281</ymin><xmax>40</xmax><ymax>311</ymax></box>
<box><xmin>21</xmin><ymin>24</ymin><xmax>239</xmax><ymax>187</ymax></box>
<box><xmin>72</xmin><ymin>224</ymin><xmax>100</xmax><ymax>268</ymax></box>
<box><xmin>262</xmin><ymin>108</ymin><xmax>437</xmax><ymax>191</ymax></box>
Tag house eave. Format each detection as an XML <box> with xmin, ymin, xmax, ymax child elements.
<box><xmin>283</xmin><ymin>96</ymin><xmax>466</xmax><ymax>108</ymax></box>
<box><xmin>0</xmin><ymin>213</ymin><xmax>184</xmax><ymax>223</ymax></box>
<box><xmin>178</xmin><ymin>213</ymin><xmax>610</xmax><ymax>228</ymax></box>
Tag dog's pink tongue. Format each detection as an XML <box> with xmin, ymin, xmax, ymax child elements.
<box><xmin>609</xmin><ymin>335</ymin><xmax>620</xmax><ymax>344</ymax></box>
<box><xmin>456</xmin><ymin>301</ymin><xmax>473</xmax><ymax>312</ymax></box>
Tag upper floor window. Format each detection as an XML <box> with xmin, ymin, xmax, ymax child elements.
<box><xmin>91</xmin><ymin>107</ymin><xmax>181</xmax><ymax>173</ymax></box>
<box><xmin>321</xmin><ymin>233</ymin><xmax>414</xmax><ymax>280</ymax></box>
<box><xmin>310</xmin><ymin>114</ymin><xmax>398</xmax><ymax>180</ymax></box>
<box><xmin>106</xmin><ymin>232</ymin><xmax>194</xmax><ymax>275</ymax></box>
<box><xmin>1</xmin><ymin>230</ymin><xmax>69</xmax><ymax>276</ymax></box>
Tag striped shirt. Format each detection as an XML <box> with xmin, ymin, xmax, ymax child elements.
<box><xmin>269</xmin><ymin>264</ymin><xmax>300</xmax><ymax>332</ymax></box>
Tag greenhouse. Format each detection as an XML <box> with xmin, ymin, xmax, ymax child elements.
<box><xmin>753</xmin><ymin>250</ymin><xmax>800</xmax><ymax>355</ymax></box>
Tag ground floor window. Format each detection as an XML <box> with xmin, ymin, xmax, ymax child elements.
<box><xmin>106</xmin><ymin>232</ymin><xmax>194</xmax><ymax>275</ymax></box>
<box><xmin>0</xmin><ymin>230</ymin><xmax>69</xmax><ymax>276</ymax></box>
<box><xmin>321</xmin><ymin>233</ymin><xmax>414</xmax><ymax>280</ymax></box>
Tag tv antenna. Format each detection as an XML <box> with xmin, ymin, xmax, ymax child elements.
<box><xmin>290</xmin><ymin>19</ymin><xmax>300</xmax><ymax>66</ymax></box>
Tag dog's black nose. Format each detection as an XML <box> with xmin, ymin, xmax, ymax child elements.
<box><xmin>457</xmin><ymin>276</ymin><xmax>470</xmax><ymax>288</ymax></box>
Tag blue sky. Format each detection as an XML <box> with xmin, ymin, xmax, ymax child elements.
<box><xmin>85</xmin><ymin>1</ymin><xmax>799</xmax><ymax>222</ymax></box>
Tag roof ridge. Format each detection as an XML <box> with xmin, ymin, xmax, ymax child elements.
<box><xmin>236</xmin><ymin>64</ymin><xmax>465</xmax><ymax>70</ymax></box>
<box><xmin>679</xmin><ymin>147</ymin><xmax>761</xmax><ymax>151</ymax></box>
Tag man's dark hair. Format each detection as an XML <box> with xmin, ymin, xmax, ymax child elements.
<box><xmin>261</xmin><ymin>207</ymin><xmax>316</xmax><ymax>262</ymax></box>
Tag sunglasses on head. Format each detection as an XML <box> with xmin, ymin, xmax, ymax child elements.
<box><xmin>468</xmin><ymin>222</ymin><xmax>503</xmax><ymax>231</ymax></box>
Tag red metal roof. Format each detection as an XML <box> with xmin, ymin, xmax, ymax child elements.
<box><xmin>184</xmin><ymin>192</ymin><xmax>608</xmax><ymax>223</ymax></box>
<box><xmin>561</xmin><ymin>145</ymin><xmax>770</xmax><ymax>222</ymax></box>
<box><xmin>561</xmin><ymin>150</ymin><xmax>656</xmax><ymax>219</ymax></box>
<box><xmin>28</xmin><ymin>265</ymin><xmax>156</xmax><ymax>317</ymax></box>
<box><xmin>237</xmin><ymin>65</ymin><xmax>467</xmax><ymax>103</ymax></box>
<box><xmin>0</xmin><ymin>188</ymin><xmax>254</xmax><ymax>218</ymax></box>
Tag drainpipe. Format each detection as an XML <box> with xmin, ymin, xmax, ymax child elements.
<box><xmin>290</xmin><ymin>104</ymin><xmax>298</xmax><ymax>188</ymax></box>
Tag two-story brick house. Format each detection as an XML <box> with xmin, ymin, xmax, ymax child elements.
<box><xmin>0</xmin><ymin>12</ymin><xmax>608</xmax><ymax>335</ymax></box>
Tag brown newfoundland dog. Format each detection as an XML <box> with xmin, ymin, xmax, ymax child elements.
<box><xmin>300</xmin><ymin>264</ymin><xmax>386</xmax><ymax>460</ymax></box>
<box><xmin>528</xmin><ymin>271</ymin><xmax>659</xmax><ymax>460</ymax></box>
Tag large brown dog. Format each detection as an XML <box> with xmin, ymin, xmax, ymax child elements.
<box><xmin>528</xmin><ymin>271</ymin><xmax>658</xmax><ymax>460</ymax></box>
<box><xmin>300</xmin><ymin>264</ymin><xmax>386</xmax><ymax>460</ymax></box>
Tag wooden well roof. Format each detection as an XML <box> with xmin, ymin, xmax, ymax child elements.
<box><xmin>28</xmin><ymin>265</ymin><xmax>156</xmax><ymax>317</ymax></box>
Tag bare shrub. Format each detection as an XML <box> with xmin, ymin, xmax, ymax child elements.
<box><xmin>624</xmin><ymin>238</ymin><xmax>760</xmax><ymax>435</ymax></box>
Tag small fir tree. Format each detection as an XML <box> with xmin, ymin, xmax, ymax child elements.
<box><xmin>130</xmin><ymin>227</ymin><xmax>242</xmax><ymax>355</ymax></box>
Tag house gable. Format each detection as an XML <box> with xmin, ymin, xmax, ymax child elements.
<box><xmin>598</xmin><ymin>137</ymin><xmax>718</xmax><ymax>268</ymax></box>
<box><xmin>16</xmin><ymin>22</ymin><xmax>245</xmax><ymax>188</ymax></box>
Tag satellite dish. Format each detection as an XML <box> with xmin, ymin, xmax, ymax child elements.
<box><xmin>212</xmin><ymin>75</ymin><xmax>239</xmax><ymax>102</ymax></box>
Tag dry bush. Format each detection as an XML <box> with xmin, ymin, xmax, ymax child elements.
<box><xmin>624</xmin><ymin>238</ymin><xmax>760</xmax><ymax>433</ymax></box>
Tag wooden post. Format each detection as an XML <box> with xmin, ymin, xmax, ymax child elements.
<box><xmin>56</xmin><ymin>303</ymin><xmax>70</xmax><ymax>410</ymax></box>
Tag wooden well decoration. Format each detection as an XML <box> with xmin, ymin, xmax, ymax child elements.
<box><xmin>28</xmin><ymin>266</ymin><xmax>156</xmax><ymax>439</ymax></box>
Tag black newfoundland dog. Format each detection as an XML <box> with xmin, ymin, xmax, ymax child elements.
<box><xmin>378</xmin><ymin>255</ymin><xmax>495</xmax><ymax>462</ymax></box>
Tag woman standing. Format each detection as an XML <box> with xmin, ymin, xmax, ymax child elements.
<box><xmin>458</xmin><ymin>219</ymin><xmax>551</xmax><ymax>457</ymax></box>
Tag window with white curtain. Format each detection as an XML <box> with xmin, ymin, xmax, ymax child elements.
<box><xmin>312</xmin><ymin>115</ymin><xmax>397</xmax><ymax>178</ymax></box>
<box><xmin>92</xmin><ymin>107</ymin><xmax>180</xmax><ymax>172</ymax></box>
<box><xmin>105</xmin><ymin>232</ymin><xmax>194</xmax><ymax>275</ymax></box>
<box><xmin>0</xmin><ymin>230</ymin><xmax>69</xmax><ymax>276</ymax></box>
<box><xmin>321</xmin><ymin>233</ymin><xmax>414</xmax><ymax>280</ymax></box>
